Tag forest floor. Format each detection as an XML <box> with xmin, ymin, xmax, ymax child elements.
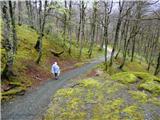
<box><xmin>1</xmin><ymin>56</ymin><xmax>105</xmax><ymax>120</ymax></box>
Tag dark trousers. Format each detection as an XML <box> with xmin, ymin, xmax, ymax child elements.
<box><xmin>54</xmin><ymin>73</ymin><xmax>58</xmax><ymax>80</ymax></box>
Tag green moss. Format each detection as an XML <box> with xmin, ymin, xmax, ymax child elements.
<box><xmin>79</xmin><ymin>78</ymin><xmax>101</xmax><ymax>89</ymax></box>
<box><xmin>93</xmin><ymin>99</ymin><xmax>124</xmax><ymax>120</ymax></box>
<box><xmin>9</xmin><ymin>81</ymin><xmax>23</xmax><ymax>86</ymax></box>
<box><xmin>102</xmin><ymin>81</ymin><xmax>125</xmax><ymax>94</ymax></box>
<box><xmin>123</xmin><ymin>61</ymin><xmax>147</xmax><ymax>72</ymax></box>
<box><xmin>54</xmin><ymin>88</ymin><xmax>82</xmax><ymax>98</ymax></box>
<box><xmin>133</xmin><ymin>72</ymin><xmax>160</xmax><ymax>82</ymax></box>
<box><xmin>138</xmin><ymin>81</ymin><xmax>160</xmax><ymax>95</ymax></box>
<box><xmin>129</xmin><ymin>91</ymin><xmax>148</xmax><ymax>103</ymax></box>
<box><xmin>122</xmin><ymin>105</ymin><xmax>144</xmax><ymax>119</ymax></box>
<box><xmin>112</xmin><ymin>72</ymin><xmax>137</xmax><ymax>84</ymax></box>
<box><xmin>1</xmin><ymin>87</ymin><xmax>26</xmax><ymax>96</ymax></box>
<box><xmin>148</xmin><ymin>97</ymin><xmax>160</xmax><ymax>106</ymax></box>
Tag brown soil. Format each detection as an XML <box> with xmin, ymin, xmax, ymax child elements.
<box><xmin>86</xmin><ymin>69</ymin><xmax>97</xmax><ymax>77</ymax></box>
<box><xmin>1</xmin><ymin>56</ymin><xmax>81</xmax><ymax>95</ymax></box>
<box><xmin>25</xmin><ymin>56</ymin><xmax>78</xmax><ymax>89</ymax></box>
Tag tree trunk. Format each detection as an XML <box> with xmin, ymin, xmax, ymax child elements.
<box><xmin>26</xmin><ymin>0</ymin><xmax>34</xmax><ymax>28</ymax></box>
<box><xmin>77</xmin><ymin>3</ymin><xmax>82</xmax><ymax>46</ymax></box>
<box><xmin>131</xmin><ymin>37</ymin><xmax>136</xmax><ymax>62</ymax></box>
<box><xmin>1</xmin><ymin>2</ymin><xmax>14</xmax><ymax>79</ymax></box>
<box><xmin>62</xmin><ymin>0</ymin><xmax>67</xmax><ymax>47</ymax></box>
<box><xmin>18</xmin><ymin>1</ymin><xmax>22</xmax><ymax>25</ymax></box>
<box><xmin>154</xmin><ymin>52</ymin><xmax>160</xmax><ymax>75</ymax></box>
<box><xmin>9</xmin><ymin>1</ymin><xmax>17</xmax><ymax>53</ymax></box>
<box><xmin>109</xmin><ymin>1</ymin><xmax>124</xmax><ymax>66</ymax></box>
<box><xmin>79</xmin><ymin>1</ymin><xmax>86</xmax><ymax>58</ymax></box>
<box><xmin>35</xmin><ymin>0</ymin><xmax>47</xmax><ymax>64</ymax></box>
<box><xmin>88</xmin><ymin>1</ymin><xmax>97</xmax><ymax>58</ymax></box>
<box><xmin>109</xmin><ymin>16</ymin><xmax>122</xmax><ymax>66</ymax></box>
<box><xmin>68</xmin><ymin>0</ymin><xmax>72</xmax><ymax>54</ymax></box>
<box><xmin>119</xmin><ymin>17</ymin><xmax>130</xmax><ymax>69</ymax></box>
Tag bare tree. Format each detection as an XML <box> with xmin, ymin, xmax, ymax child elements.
<box><xmin>34</xmin><ymin>0</ymin><xmax>48</xmax><ymax>64</ymax></box>
<box><xmin>9</xmin><ymin>1</ymin><xmax>18</xmax><ymax>53</ymax></box>
<box><xmin>68</xmin><ymin>0</ymin><xmax>72</xmax><ymax>54</ymax></box>
<box><xmin>79</xmin><ymin>0</ymin><xmax>87</xmax><ymax>58</ymax></box>
<box><xmin>109</xmin><ymin>0</ymin><xmax>124</xmax><ymax>66</ymax></box>
<box><xmin>88</xmin><ymin>1</ymin><xmax>98</xmax><ymax>58</ymax></box>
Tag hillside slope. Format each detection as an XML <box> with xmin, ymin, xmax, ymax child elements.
<box><xmin>1</xmin><ymin>25</ymin><xmax>103</xmax><ymax>101</ymax></box>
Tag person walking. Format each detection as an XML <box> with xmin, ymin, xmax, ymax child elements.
<box><xmin>51</xmin><ymin>62</ymin><xmax>60</xmax><ymax>80</ymax></box>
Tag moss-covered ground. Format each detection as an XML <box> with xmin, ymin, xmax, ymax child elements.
<box><xmin>44</xmin><ymin>57</ymin><xmax>160</xmax><ymax>120</ymax></box>
<box><xmin>1</xmin><ymin>25</ymin><xmax>103</xmax><ymax>101</ymax></box>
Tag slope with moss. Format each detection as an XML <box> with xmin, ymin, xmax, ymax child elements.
<box><xmin>1</xmin><ymin>24</ymin><xmax>103</xmax><ymax>101</ymax></box>
<box><xmin>44</xmin><ymin>58</ymin><xmax>160</xmax><ymax>120</ymax></box>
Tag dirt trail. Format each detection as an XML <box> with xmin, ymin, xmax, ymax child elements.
<box><xmin>1</xmin><ymin>57</ymin><xmax>105</xmax><ymax>120</ymax></box>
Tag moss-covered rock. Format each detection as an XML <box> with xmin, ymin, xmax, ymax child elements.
<box><xmin>122</xmin><ymin>105</ymin><xmax>144</xmax><ymax>119</ymax></box>
<box><xmin>129</xmin><ymin>91</ymin><xmax>148</xmax><ymax>103</ymax></box>
<box><xmin>79</xmin><ymin>78</ymin><xmax>101</xmax><ymax>89</ymax></box>
<box><xmin>138</xmin><ymin>81</ymin><xmax>160</xmax><ymax>95</ymax></box>
<box><xmin>112</xmin><ymin>72</ymin><xmax>137</xmax><ymax>84</ymax></box>
<box><xmin>123</xmin><ymin>61</ymin><xmax>147</xmax><ymax>72</ymax></box>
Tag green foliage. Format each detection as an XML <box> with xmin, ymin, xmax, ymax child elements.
<box><xmin>111</xmin><ymin>72</ymin><xmax>137</xmax><ymax>84</ymax></box>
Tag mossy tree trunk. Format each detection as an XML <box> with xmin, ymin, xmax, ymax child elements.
<box><xmin>109</xmin><ymin>0</ymin><xmax>124</xmax><ymax>67</ymax></box>
<box><xmin>35</xmin><ymin>0</ymin><xmax>47</xmax><ymax>64</ymax></box>
<box><xmin>26</xmin><ymin>0</ymin><xmax>34</xmax><ymax>28</ymax></box>
<box><xmin>79</xmin><ymin>1</ymin><xmax>86</xmax><ymax>58</ymax></box>
<box><xmin>103</xmin><ymin>1</ymin><xmax>112</xmax><ymax>69</ymax></box>
<box><xmin>130</xmin><ymin>2</ymin><xmax>142</xmax><ymax>62</ymax></box>
<box><xmin>119</xmin><ymin>18</ymin><xmax>130</xmax><ymax>69</ymax></box>
<box><xmin>1</xmin><ymin>1</ymin><xmax>15</xmax><ymax>79</ymax></box>
<box><xmin>62</xmin><ymin>0</ymin><xmax>67</xmax><ymax>47</ymax></box>
<box><xmin>76</xmin><ymin>2</ymin><xmax>82</xmax><ymax>46</ymax></box>
<box><xmin>154</xmin><ymin>52</ymin><xmax>160</xmax><ymax>75</ymax></box>
<box><xmin>18</xmin><ymin>1</ymin><xmax>22</xmax><ymax>26</ymax></box>
<box><xmin>9</xmin><ymin>1</ymin><xmax>17</xmax><ymax>53</ymax></box>
<box><xmin>88</xmin><ymin>1</ymin><xmax>98</xmax><ymax>58</ymax></box>
<box><xmin>68</xmin><ymin>0</ymin><xmax>72</xmax><ymax>55</ymax></box>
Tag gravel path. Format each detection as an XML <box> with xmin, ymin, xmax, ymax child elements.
<box><xmin>1</xmin><ymin>57</ymin><xmax>105</xmax><ymax>120</ymax></box>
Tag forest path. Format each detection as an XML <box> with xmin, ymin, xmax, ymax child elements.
<box><xmin>1</xmin><ymin>55</ymin><xmax>109</xmax><ymax>120</ymax></box>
